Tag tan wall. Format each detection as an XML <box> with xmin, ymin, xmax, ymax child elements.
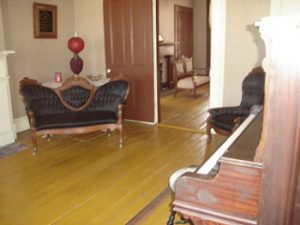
<box><xmin>159</xmin><ymin>0</ymin><xmax>194</xmax><ymax>42</ymax></box>
<box><xmin>0</xmin><ymin>0</ymin><xmax>5</xmax><ymax>50</ymax></box>
<box><xmin>159</xmin><ymin>0</ymin><xmax>208</xmax><ymax>69</ymax></box>
<box><xmin>74</xmin><ymin>0</ymin><xmax>106</xmax><ymax>77</ymax></box>
<box><xmin>222</xmin><ymin>0</ymin><xmax>270</xmax><ymax>106</ymax></box>
<box><xmin>193</xmin><ymin>0</ymin><xmax>208</xmax><ymax>69</ymax></box>
<box><xmin>2</xmin><ymin>0</ymin><xmax>75</xmax><ymax>118</ymax></box>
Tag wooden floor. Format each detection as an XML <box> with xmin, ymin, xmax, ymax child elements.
<box><xmin>160</xmin><ymin>84</ymin><xmax>210</xmax><ymax>131</ymax></box>
<box><xmin>0</xmin><ymin>85</ymin><xmax>225</xmax><ymax>225</ymax></box>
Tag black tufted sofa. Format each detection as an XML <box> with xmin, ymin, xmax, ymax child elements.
<box><xmin>206</xmin><ymin>66</ymin><xmax>265</xmax><ymax>142</ymax></box>
<box><xmin>19</xmin><ymin>75</ymin><xmax>129</xmax><ymax>154</ymax></box>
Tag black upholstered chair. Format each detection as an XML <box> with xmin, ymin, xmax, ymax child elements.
<box><xmin>206</xmin><ymin>67</ymin><xmax>265</xmax><ymax>142</ymax></box>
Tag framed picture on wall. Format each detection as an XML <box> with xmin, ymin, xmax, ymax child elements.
<box><xmin>33</xmin><ymin>3</ymin><xmax>57</xmax><ymax>38</ymax></box>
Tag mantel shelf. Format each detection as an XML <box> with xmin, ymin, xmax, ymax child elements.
<box><xmin>159</xmin><ymin>42</ymin><xmax>177</xmax><ymax>46</ymax></box>
<box><xmin>0</xmin><ymin>50</ymin><xmax>15</xmax><ymax>56</ymax></box>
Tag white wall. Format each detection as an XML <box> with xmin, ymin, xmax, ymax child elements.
<box><xmin>209</xmin><ymin>0</ymin><xmax>226</xmax><ymax>108</ymax></box>
<box><xmin>209</xmin><ymin>0</ymin><xmax>270</xmax><ymax>108</ymax></box>
<box><xmin>193</xmin><ymin>0</ymin><xmax>208</xmax><ymax>69</ymax></box>
<box><xmin>210</xmin><ymin>0</ymin><xmax>300</xmax><ymax>108</ymax></box>
<box><xmin>2</xmin><ymin>0</ymin><xmax>75</xmax><ymax>118</ymax></box>
<box><xmin>74</xmin><ymin>0</ymin><xmax>106</xmax><ymax>77</ymax></box>
<box><xmin>222</xmin><ymin>0</ymin><xmax>270</xmax><ymax>106</ymax></box>
<box><xmin>271</xmin><ymin>0</ymin><xmax>300</xmax><ymax>15</ymax></box>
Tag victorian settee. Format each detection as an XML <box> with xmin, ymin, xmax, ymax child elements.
<box><xmin>19</xmin><ymin>75</ymin><xmax>129</xmax><ymax>154</ymax></box>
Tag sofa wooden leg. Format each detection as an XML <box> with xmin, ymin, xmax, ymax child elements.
<box><xmin>119</xmin><ymin>127</ymin><xmax>123</xmax><ymax>148</ymax></box>
<box><xmin>193</xmin><ymin>88</ymin><xmax>197</xmax><ymax>98</ymax></box>
<box><xmin>32</xmin><ymin>147</ymin><xmax>37</xmax><ymax>156</ymax></box>
<box><xmin>174</xmin><ymin>87</ymin><xmax>177</xmax><ymax>97</ymax></box>
<box><xmin>31</xmin><ymin>132</ymin><xmax>38</xmax><ymax>155</ymax></box>
<box><xmin>107</xmin><ymin>129</ymin><xmax>111</xmax><ymax>137</ymax></box>
<box><xmin>167</xmin><ymin>210</ymin><xmax>176</xmax><ymax>225</ymax></box>
<box><xmin>206</xmin><ymin>124</ymin><xmax>212</xmax><ymax>143</ymax></box>
<box><xmin>46</xmin><ymin>134</ymin><xmax>51</xmax><ymax>141</ymax></box>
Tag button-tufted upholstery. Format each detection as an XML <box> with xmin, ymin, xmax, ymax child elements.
<box><xmin>206</xmin><ymin>67</ymin><xmax>265</xmax><ymax>142</ymax></box>
<box><xmin>20</xmin><ymin>76</ymin><xmax>129</xmax><ymax>154</ymax></box>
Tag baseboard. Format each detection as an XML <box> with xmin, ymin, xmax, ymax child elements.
<box><xmin>14</xmin><ymin>116</ymin><xmax>29</xmax><ymax>133</ymax></box>
<box><xmin>125</xmin><ymin>187</ymin><xmax>170</xmax><ymax>225</ymax></box>
<box><xmin>125</xmin><ymin>119</ymin><xmax>156</xmax><ymax>125</ymax></box>
<box><xmin>0</xmin><ymin>131</ymin><xmax>15</xmax><ymax>146</ymax></box>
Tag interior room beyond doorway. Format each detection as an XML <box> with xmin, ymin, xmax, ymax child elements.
<box><xmin>158</xmin><ymin>0</ymin><xmax>211</xmax><ymax>131</ymax></box>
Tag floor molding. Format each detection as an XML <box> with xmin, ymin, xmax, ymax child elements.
<box><xmin>157</xmin><ymin>123</ymin><xmax>207</xmax><ymax>134</ymax></box>
<box><xmin>14</xmin><ymin>116</ymin><xmax>29</xmax><ymax>133</ymax></box>
<box><xmin>125</xmin><ymin>187</ymin><xmax>171</xmax><ymax>225</ymax></box>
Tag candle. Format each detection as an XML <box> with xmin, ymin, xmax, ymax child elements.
<box><xmin>55</xmin><ymin>72</ymin><xmax>62</xmax><ymax>83</ymax></box>
<box><xmin>74</xmin><ymin>32</ymin><xmax>78</xmax><ymax>37</ymax></box>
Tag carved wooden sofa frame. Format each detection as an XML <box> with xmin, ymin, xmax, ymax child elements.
<box><xmin>19</xmin><ymin>75</ymin><xmax>129</xmax><ymax>154</ymax></box>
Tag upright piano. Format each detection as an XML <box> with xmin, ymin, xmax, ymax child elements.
<box><xmin>170</xmin><ymin>107</ymin><xmax>263</xmax><ymax>225</ymax></box>
<box><xmin>170</xmin><ymin>108</ymin><xmax>263</xmax><ymax>224</ymax></box>
<box><xmin>169</xmin><ymin>16</ymin><xmax>300</xmax><ymax>225</ymax></box>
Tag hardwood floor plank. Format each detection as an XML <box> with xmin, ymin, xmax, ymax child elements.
<box><xmin>160</xmin><ymin>84</ymin><xmax>210</xmax><ymax>130</ymax></box>
<box><xmin>0</xmin><ymin>85</ymin><xmax>226</xmax><ymax>225</ymax></box>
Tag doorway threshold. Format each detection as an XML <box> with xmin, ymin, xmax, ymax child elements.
<box><xmin>156</xmin><ymin>123</ymin><xmax>206</xmax><ymax>134</ymax></box>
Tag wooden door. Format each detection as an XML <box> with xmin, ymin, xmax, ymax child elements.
<box><xmin>174</xmin><ymin>5</ymin><xmax>193</xmax><ymax>59</ymax></box>
<box><xmin>104</xmin><ymin>0</ymin><xmax>154</xmax><ymax>122</ymax></box>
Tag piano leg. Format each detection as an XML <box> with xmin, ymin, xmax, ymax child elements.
<box><xmin>175</xmin><ymin>219</ymin><xmax>189</xmax><ymax>224</ymax></box>
<box><xmin>167</xmin><ymin>210</ymin><xmax>176</xmax><ymax>225</ymax></box>
<box><xmin>167</xmin><ymin>209</ymin><xmax>189</xmax><ymax>225</ymax></box>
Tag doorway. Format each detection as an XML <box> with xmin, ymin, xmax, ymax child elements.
<box><xmin>157</xmin><ymin>0</ymin><xmax>211</xmax><ymax>131</ymax></box>
<box><xmin>174</xmin><ymin>5</ymin><xmax>193</xmax><ymax>59</ymax></box>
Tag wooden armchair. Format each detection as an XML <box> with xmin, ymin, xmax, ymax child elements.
<box><xmin>173</xmin><ymin>57</ymin><xmax>210</xmax><ymax>98</ymax></box>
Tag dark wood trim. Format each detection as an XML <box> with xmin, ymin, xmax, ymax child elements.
<box><xmin>174</xmin><ymin>160</ymin><xmax>262</xmax><ymax>225</ymax></box>
<box><xmin>206</xmin><ymin>0</ymin><xmax>211</xmax><ymax>69</ymax></box>
<box><xmin>33</xmin><ymin>3</ymin><xmax>57</xmax><ymax>39</ymax></box>
<box><xmin>125</xmin><ymin>187</ymin><xmax>170</xmax><ymax>225</ymax></box>
<box><xmin>54</xmin><ymin>75</ymin><xmax>96</xmax><ymax>112</ymax></box>
<box><xmin>156</xmin><ymin>0</ymin><xmax>161</xmax><ymax>122</ymax></box>
<box><xmin>174</xmin><ymin>5</ymin><xmax>193</xmax><ymax>59</ymax></box>
<box><xmin>257</xmin><ymin>25</ymin><xmax>300</xmax><ymax>224</ymax></box>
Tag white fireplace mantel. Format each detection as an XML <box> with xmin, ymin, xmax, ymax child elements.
<box><xmin>0</xmin><ymin>50</ymin><xmax>16</xmax><ymax>147</ymax></box>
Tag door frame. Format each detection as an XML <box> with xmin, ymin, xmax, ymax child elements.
<box><xmin>153</xmin><ymin>0</ymin><xmax>159</xmax><ymax>123</ymax></box>
<box><xmin>155</xmin><ymin>0</ymin><xmax>213</xmax><ymax>123</ymax></box>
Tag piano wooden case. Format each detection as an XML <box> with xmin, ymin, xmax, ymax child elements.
<box><xmin>174</xmin><ymin>112</ymin><xmax>263</xmax><ymax>225</ymax></box>
<box><xmin>170</xmin><ymin>16</ymin><xmax>300</xmax><ymax>225</ymax></box>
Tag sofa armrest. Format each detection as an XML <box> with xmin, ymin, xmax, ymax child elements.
<box><xmin>193</xmin><ymin>67</ymin><xmax>210</xmax><ymax>76</ymax></box>
<box><xmin>208</xmin><ymin>106</ymin><xmax>249</xmax><ymax>118</ymax></box>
